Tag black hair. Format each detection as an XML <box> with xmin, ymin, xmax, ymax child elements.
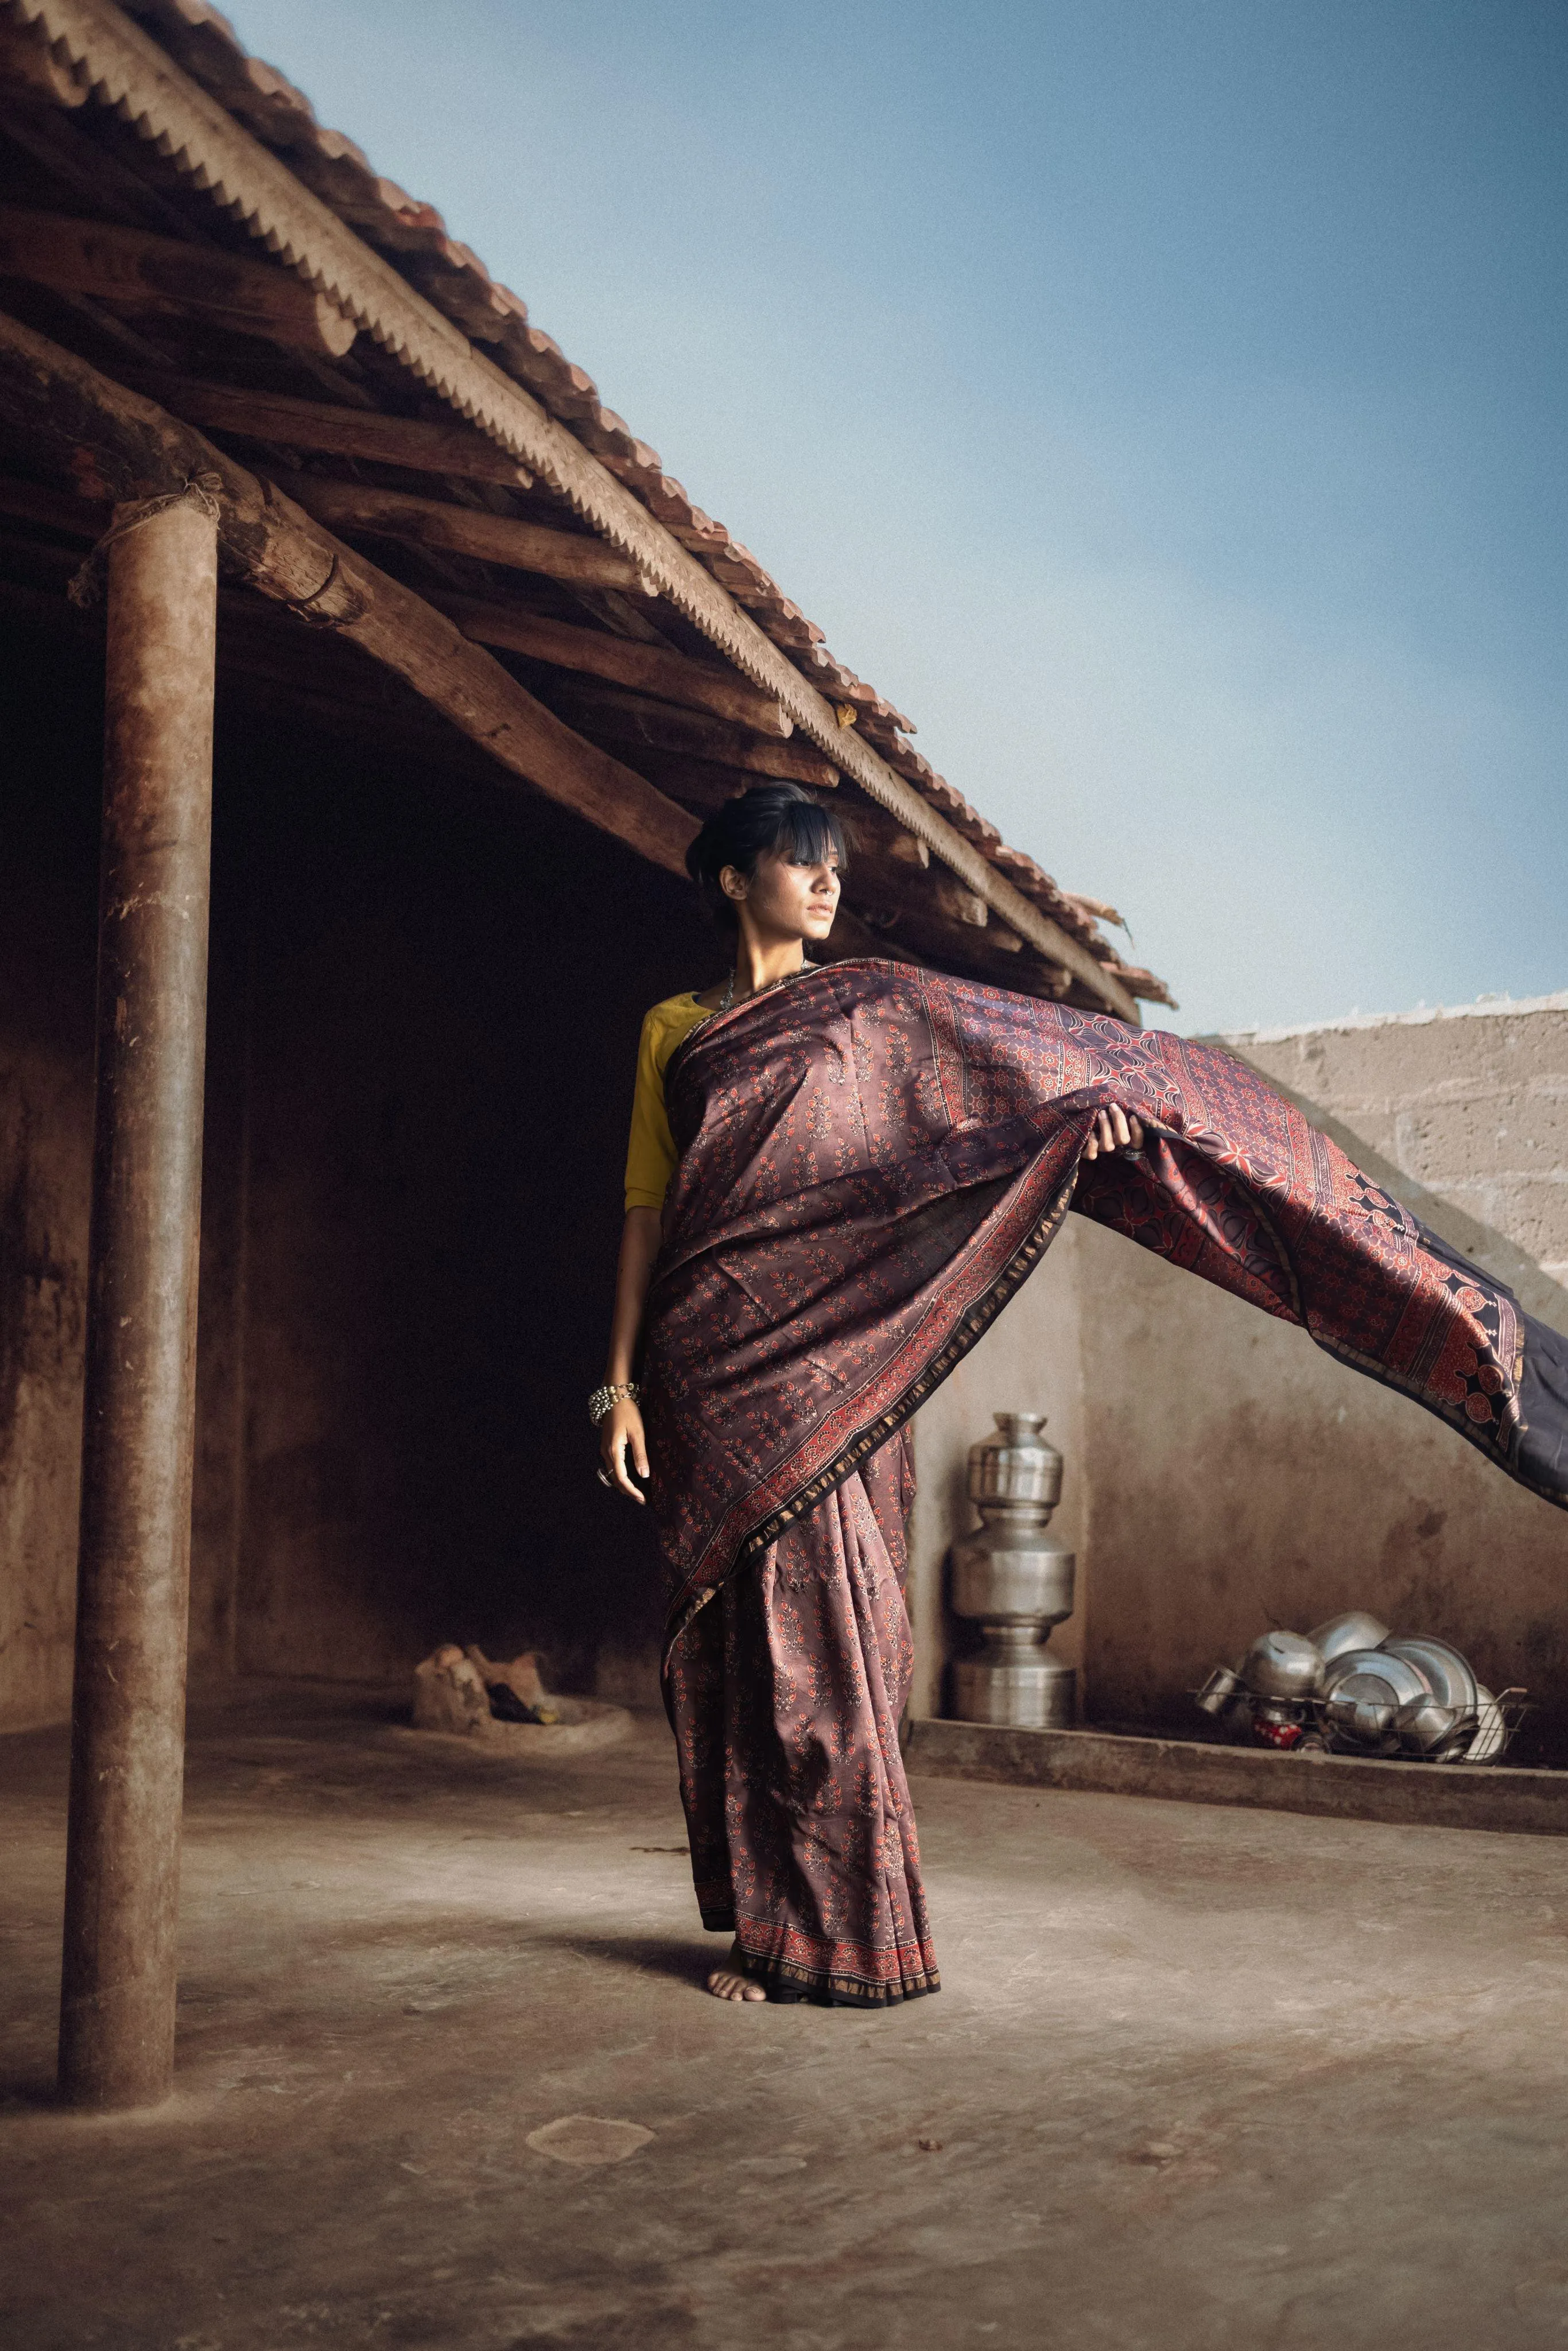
<box><xmin>684</xmin><ymin>781</ymin><xmax>851</xmax><ymax>936</ymax></box>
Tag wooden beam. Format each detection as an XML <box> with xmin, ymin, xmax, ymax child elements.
<box><xmin>1103</xmin><ymin>963</ymin><xmax>1177</xmax><ymax>1010</ymax></box>
<box><xmin>825</xmin><ymin>904</ymin><xmax>926</xmax><ymax>968</ymax></box>
<box><xmin>838</xmin><ymin>798</ymin><xmax>930</xmax><ymax>866</ymax></box>
<box><xmin>0</xmin><ymin>308</ymin><xmax>696</xmax><ymax>875</ymax></box>
<box><xmin>125</xmin><ymin>374</ymin><xmax>534</xmax><ymax>487</ymax></box>
<box><xmin>281</xmin><ymin>474</ymin><xmax>655</xmax><ymax>594</ymax></box>
<box><xmin>0</xmin><ymin>205</ymin><xmax>356</xmax><ymax>357</ymax></box>
<box><xmin>932</xmin><ymin>877</ymin><xmax>990</xmax><ymax>929</ymax></box>
<box><xmin>433</xmin><ymin>593</ymin><xmax>793</xmax><ymax>736</ymax></box>
<box><xmin>623</xmin><ymin>750</ymin><xmax>766</xmax><ymax>811</ymax></box>
<box><xmin>545</xmin><ymin>682</ymin><xmax>839</xmax><ymax>786</ymax></box>
<box><xmin>840</xmin><ymin>860</ymin><xmax>1047</xmax><ymax>981</ymax></box>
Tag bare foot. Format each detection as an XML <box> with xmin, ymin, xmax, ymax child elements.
<box><xmin>707</xmin><ymin>1945</ymin><xmax>765</xmax><ymax>2001</ymax></box>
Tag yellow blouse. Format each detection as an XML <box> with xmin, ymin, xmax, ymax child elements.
<box><xmin>624</xmin><ymin>992</ymin><xmax>715</xmax><ymax>1212</ymax></box>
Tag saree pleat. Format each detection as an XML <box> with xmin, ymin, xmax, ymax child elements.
<box><xmin>669</xmin><ymin>1433</ymin><xmax>937</xmax><ymax>2005</ymax></box>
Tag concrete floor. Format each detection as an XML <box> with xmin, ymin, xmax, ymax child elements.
<box><xmin>5</xmin><ymin>1685</ymin><xmax>1568</xmax><ymax>2350</ymax></box>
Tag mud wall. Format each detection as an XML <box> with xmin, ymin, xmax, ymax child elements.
<box><xmin>0</xmin><ymin>629</ymin><xmax>99</xmax><ymax>1732</ymax></box>
<box><xmin>0</xmin><ymin>613</ymin><xmax>709</xmax><ymax>1731</ymax></box>
<box><xmin>225</xmin><ymin>690</ymin><xmax>705</xmax><ymax>1697</ymax></box>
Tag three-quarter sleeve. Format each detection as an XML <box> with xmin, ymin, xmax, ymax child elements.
<box><xmin>623</xmin><ymin>1006</ymin><xmax>681</xmax><ymax>1212</ymax></box>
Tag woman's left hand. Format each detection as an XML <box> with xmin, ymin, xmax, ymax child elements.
<box><xmin>1082</xmin><ymin>1103</ymin><xmax>1144</xmax><ymax>1160</ymax></box>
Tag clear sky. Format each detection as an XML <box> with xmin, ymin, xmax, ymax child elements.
<box><xmin>231</xmin><ymin>0</ymin><xmax>1566</xmax><ymax>1033</ymax></box>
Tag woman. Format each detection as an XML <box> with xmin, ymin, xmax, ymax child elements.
<box><xmin>597</xmin><ymin>785</ymin><xmax>1568</xmax><ymax>2008</ymax></box>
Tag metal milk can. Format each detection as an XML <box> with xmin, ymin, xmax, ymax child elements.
<box><xmin>949</xmin><ymin>1412</ymin><xmax>1077</xmax><ymax>1729</ymax></box>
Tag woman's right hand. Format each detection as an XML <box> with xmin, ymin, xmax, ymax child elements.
<box><xmin>600</xmin><ymin>1396</ymin><xmax>649</xmax><ymax>1503</ymax></box>
<box><xmin>1082</xmin><ymin>1103</ymin><xmax>1144</xmax><ymax>1160</ymax></box>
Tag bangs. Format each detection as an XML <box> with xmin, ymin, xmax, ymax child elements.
<box><xmin>771</xmin><ymin>799</ymin><xmax>849</xmax><ymax>870</ymax></box>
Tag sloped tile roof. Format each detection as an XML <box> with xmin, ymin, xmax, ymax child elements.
<box><xmin>111</xmin><ymin>0</ymin><xmax>1165</xmax><ymax>1000</ymax></box>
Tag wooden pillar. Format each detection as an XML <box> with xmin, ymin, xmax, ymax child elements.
<box><xmin>58</xmin><ymin>495</ymin><xmax>219</xmax><ymax>2111</ymax></box>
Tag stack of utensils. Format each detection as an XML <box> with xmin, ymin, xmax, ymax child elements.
<box><xmin>1196</xmin><ymin>1611</ymin><xmax>1522</xmax><ymax>1764</ymax></box>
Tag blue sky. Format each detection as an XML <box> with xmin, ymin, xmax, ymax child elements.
<box><xmin>232</xmin><ymin>0</ymin><xmax>1566</xmax><ymax>1032</ymax></box>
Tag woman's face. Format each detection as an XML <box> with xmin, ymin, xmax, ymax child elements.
<box><xmin>723</xmin><ymin>846</ymin><xmax>841</xmax><ymax>943</ymax></box>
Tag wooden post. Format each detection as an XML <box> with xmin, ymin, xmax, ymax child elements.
<box><xmin>58</xmin><ymin>494</ymin><xmax>219</xmax><ymax>2111</ymax></box>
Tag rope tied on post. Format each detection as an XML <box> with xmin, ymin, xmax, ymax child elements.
<box><xmin>68</xmin><ymin>475</ymin><xmax>223</xmax><ymax>610</ymax></box>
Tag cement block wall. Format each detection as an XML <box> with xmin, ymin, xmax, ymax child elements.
<box><xmin>1236</xmin><ymin>1000</ymin><xmax>1568</xmax><ymax>1314</ymax></box>
<box><xmin>907</xmin><ymin>996</ymin><xmax>1568</xmax><ymax>1752</ymax></box>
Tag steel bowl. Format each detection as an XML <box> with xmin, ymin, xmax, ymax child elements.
<box><xmin>1393</xmin><ymin>1693</ymin><xmax>1474</xmax><ymax>1760</ymax></box>
<box><xmin>1382</xmin><ymin>1636</ymin><xmax>1478</xmax><ymax>1714</ymax></box>
<box><xmin>1324</xmin><ymin>1673</ymin><xmax>1402</xmax><ymax>1753</ymax></box>
<box><xmin>1241</xmin><ymin>1630</ymin><xmax>1324</xmax><ymax>1702</ymax></box>
<box><xmin>1322</xmin><ymin>1648</ymin><xmax>1431</xmax><ymax>1755</ymax></box>
<box><xmin>1307</xmin><ymin>1609</ymin><xmax>1391</xmax><ymax>1666</ymax></box>
<box><xmin>1322</xmin><ymin>1647</ymin><xmax>1431</xmax><ymax>1704</ymax></box>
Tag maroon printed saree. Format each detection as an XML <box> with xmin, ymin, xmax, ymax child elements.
<box><xmin>645</xmin><ymin>960</ymin><xmax>1567</xmax><ymax>1663</ymax></box>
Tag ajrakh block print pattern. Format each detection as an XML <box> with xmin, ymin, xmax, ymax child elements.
<box><xmin>647</xmin><ymin>961</ymin><xmax>1563</xmax><ymax>1659</ymax></box>
<box><xmin>646</xmin><ymin>961</ymin><xmax>1566</xmax><ymax>2000</ymax></box>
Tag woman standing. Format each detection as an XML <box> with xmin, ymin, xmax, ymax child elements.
<box><xmin>597</xmin><ymin>785</ymin><xmax>1568</xmax><ymax>2007</ymax></box>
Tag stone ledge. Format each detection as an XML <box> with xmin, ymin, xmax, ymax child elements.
<box><xmin>902</xmin><ymin>1717</ymin><xmax>1568</xmax><ymax>1836</ymax></box>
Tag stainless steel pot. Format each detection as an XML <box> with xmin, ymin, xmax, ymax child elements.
<box><xmin>1380</xmin><ymin>1636</ymin><xmax>1477</xmax><ymax>1758</ymax></box>
<box><xmin>1196</xmin><ymin>1665</ymin><xmax>1243</xmax><ymax>1717</ymax></box>
<box><xmin>1241</xmin><ymin>1629</ymin><xmax>1324</xmax><ymax>1701</ymax></box>
<box><xmin>1307</xmin><ymin>1609</ymin><xmax>1391</xmax><ymax>1666</ymax></box>
<box><xmin>1393</xmin><ymin>1694</ymin><xmax>1472</xmax><ymax>1760</ymax></box>
<box><xmin>1382</xmin><ymin>1636</ymin><xmax>1478</xmax><ymax>1714</ymax></box>
<box><xmin>1322</xmin><ymin>1648</ymin><xmax>1432</xmax><ymax>1755</ymax></box>
<box><xmin>949</xmin><ymin>1413</ymin><xmax>1076</xmax><ymax>1731</ymax></box>
<box><xmin>964</xmin><ymin>1411</ymin><xmax>1064</xmax><ymax>1511</ymax></box>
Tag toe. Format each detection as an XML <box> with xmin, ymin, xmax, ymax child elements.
<box><xmin>706</xmin><ymin>1968</ymin><xmax>765</xmax><ymax>2002</ymax></box>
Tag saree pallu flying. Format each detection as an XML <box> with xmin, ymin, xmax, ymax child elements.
<box><xmin>642</xmin><ymin>963</ymin><xmax>1568</xmax><ymax>2001</ymax></box>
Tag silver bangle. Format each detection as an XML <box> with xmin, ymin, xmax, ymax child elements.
<box><xmin>589</xmin><ymin>1381</ymin><xmax>641</xmax><ymax>1427</ymax></box>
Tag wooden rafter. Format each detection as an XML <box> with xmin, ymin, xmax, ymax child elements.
<box><xmin>541</xmin><ymin>681</ymin><xmax>838</xmax><ymax>787</ymax></box>
<box><xmin>0</xmin><ymin>203</ymin><xmax>358</xmax><ymax>355</ymax></box>
<box><xmin>126</xmin><ymin>372</ymin><xmax>536</xmax><ymax>486</ymax></box>
<box><xmin>0</xmin><ymin>307</ymin><xmax>697</xmax><ymax>875</ymax></box>
<box><xmin>433</xmin><ymin>593</ymin><xmax>793</xmax><ymax>736</ymax></box>
<box><xmin>0</xmin><ymin>0</ymin><xmax>1140</xmax><ymax>1022</ymax></box>
<box><xmin>281</xmin><ymin>472</ymin><xmax>656</xmax><ymax>595</ymax></box>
